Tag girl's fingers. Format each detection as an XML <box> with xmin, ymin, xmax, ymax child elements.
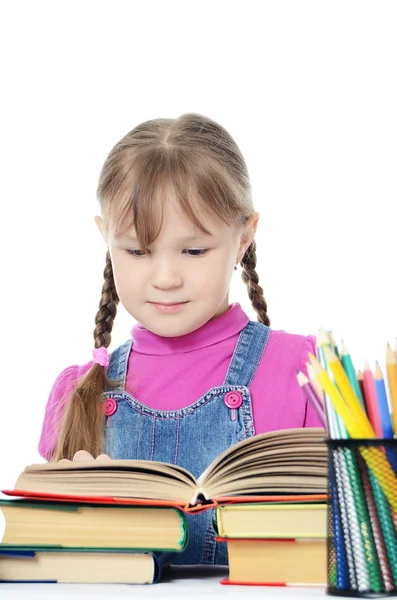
<box><xmin>60</xmin><ymin>451</ymin><xmax>111</xmax><ymax>462</ymax></box>
<box><xmin>96</xmin><ymin>453</ymin><xmax>111</xmax><ymax>460</ymax></box>
<box><xmin>73</xmin><ymin>450</ymin><xmax>95</xmax><ymax>461</ymax></box>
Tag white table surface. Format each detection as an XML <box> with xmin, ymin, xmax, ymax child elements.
<box><xmin>0</xmin><ymin>565</ymin><xmax>336</xmax><ymax>599</ymax></box>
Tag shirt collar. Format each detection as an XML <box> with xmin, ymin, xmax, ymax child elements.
<box><xmin>130</xmin><ymin>302</ymin><xmax>250</xmax><ymax>355</ymax></box>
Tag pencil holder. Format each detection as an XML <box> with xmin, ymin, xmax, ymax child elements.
<box><xmin>326</xmin><ymin>439</ymin><xmax>397</xmax><ymax>598</ymax></box>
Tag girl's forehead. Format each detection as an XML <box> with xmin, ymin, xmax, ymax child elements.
<box><xmin>115</xmin><ymin>211</ymin><xmax>230</xmax><ymax>241</ymax></box>
<box><xmin>108</xmin><ymin>192</ymin><xmax>235</xmax><ymax>241</ymax></box>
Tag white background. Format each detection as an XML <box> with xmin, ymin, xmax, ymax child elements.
<box><xmin>1</xmin><ymin>0</ymin><xmax>396</xmax><ymax>503</ymax></box>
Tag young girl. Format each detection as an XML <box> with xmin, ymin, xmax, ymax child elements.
<box><xmin>38</xmin><ymin>113</ymin><xmax>321</xmax><ymax>566</ymax></box>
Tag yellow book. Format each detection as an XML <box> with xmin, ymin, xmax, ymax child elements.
<box><xmin>0</xmin><ymin>500</ymin><xmax>186</xmax><ymax>551</ymax></box>
<box><xmin>0</xmin><ymin>549</ymin><xmax>170</xmax><ymax>583</ymax></box>
<box><xmin>216</xmin><ymin>502</ymin><xmax>327</xmax><ymax>539</ymax></box>
<box><xmin>219</xmin><ymin>538</ymin><xmax>326</xmax><ymax>585</ymax></box>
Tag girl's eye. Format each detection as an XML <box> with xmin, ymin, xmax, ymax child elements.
<box><xmin>126</xmin><ymin>248</ymin><xmax>208</xmax><ymax>257</ymax></box>
<box><xmin>184</xmin><ymin>249</ymin><xmax>208</xmax><ymax>257</ymax></box>
<box><xmin>127</xmin><ymin>249</ymin><xmax>150</xmax><ymax>257</ymax></box>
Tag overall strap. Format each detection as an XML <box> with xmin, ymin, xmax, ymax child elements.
<box><xmin>223</xmin><ymin>321</ymin><xmax>271</xmax><ymax>388</ymax></box>
<box><xmin>106</xmin><ymin>338</ymin><xmax>133</xmax><ymax>391</ymax></box>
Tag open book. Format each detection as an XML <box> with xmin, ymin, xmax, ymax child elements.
<box><xmin>4</xmin><ymin>428</ymin><xmax>328</xmax><ymax>512</ymax></box>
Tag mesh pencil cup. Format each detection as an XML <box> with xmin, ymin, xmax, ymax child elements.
<box><xmin>326</xmin><ymin>438</ymin><xmax>397</xmax><ymax>598</ymax></box>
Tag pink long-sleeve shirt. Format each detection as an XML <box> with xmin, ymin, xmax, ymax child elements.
<box><xmin>38</xmin><ymin>303</ymin><xmax>321</xmax><ymax>459</ymax></box>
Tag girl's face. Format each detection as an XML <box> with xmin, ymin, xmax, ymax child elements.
<box><xmin>96</xmin><ymin>192</ymin><xmax>258</xmax><ymax>338</ymax></box>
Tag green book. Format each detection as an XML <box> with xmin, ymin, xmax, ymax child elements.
<box><xmin>0</xmin><ymin>499</ymin><xmax>187</xmax><ymax>552</ymax></box>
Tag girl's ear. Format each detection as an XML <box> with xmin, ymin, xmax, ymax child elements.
<box><xmin>236</xmin><ymin>212</ymin><xmax>260</xmax><ymax>263</ymax></box>
<box><xmin>94</xmin><ymin>215</ymin><xmax>107</xmax><ymax>244</ymax></box>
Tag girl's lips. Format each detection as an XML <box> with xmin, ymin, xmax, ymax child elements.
<box><xmin>150</xmin><ymin>302</ymin><xmax>188</xmax><ymax>314</ymax></box>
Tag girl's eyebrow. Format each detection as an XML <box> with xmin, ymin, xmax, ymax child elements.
<box><xmin>121</xmin><ymin>232</ymin><xmax>215</xmax><ymax>242</ymax></box>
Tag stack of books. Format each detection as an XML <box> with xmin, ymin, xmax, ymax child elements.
<box><xmin>0</xmin><ymin>427</ymin><xmax>328</xmax><ymax>584</ymax></box>
<box><xmin>215</xmin><ymin>500</ymin><xmax>327</xmax><ymax>586</ymax></box>
<box><xmin>0</xmin><ymin>498</ymin><xmax>187</xmax><ymax>583</ymax></box>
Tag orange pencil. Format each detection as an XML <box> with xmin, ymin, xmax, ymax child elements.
<box><xmin>362</xmin><ymin>361</ymin><xmax>383</xmax><ymax>437</ymax></box>
<box><xmin>386</xmin><ymin>344</ymin><xmax>397</xmax><ymax>434</ymax></box>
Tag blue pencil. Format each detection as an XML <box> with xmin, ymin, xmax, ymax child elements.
<box><xmin>374</xmin><ymin>362</ymin><xmax>397</xmax><ymax>477</ymax></box>
<box><xmin>374</xmin><ymin>362</ymin><xmax>394</xmax><ymax>438</ymax></box>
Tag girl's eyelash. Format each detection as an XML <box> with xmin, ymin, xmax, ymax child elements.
<box><xmin>126</xmin><ymin>249</ymin><xmax>147</xmax><ymax>257</ymax></box>
<box><xmin>184</xmin><ymin>248</ymin><xmax>208</xmax><ymax>257</ymax></box>
<box><xmin>126</xmin><ymin>249</ymin><xmax>208</xmax><ymax>257</ymax></box>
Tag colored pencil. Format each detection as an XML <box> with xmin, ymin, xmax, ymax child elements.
<box><xmin>328</xmin><ymin>331</ymin><xmax>340</xmax><ymax>358</ymax></box>
<box><xmin>357</xmin><ymin>371</ymin><xmax>366</xmax><ymax>408</ymax></box>
<box><xmin>372</xmin><ymin>362</ymin><xmax>397</xmax><ymax>475</ymax></box>
<box><xmin>306</xmin><ymin>362</ymin><xmax>324</xmax><ymax>402</ymax></box>
<box><xmin>363</xmin><ymin>361</ymin><xmax>383</xmax><ymax>438</ymax></box>
<box><xmin>309</xmin><ymin>353</ymin><xmax>366</xmax><ymax>438</ymax></box>
<box><xmin>296</xmin><ymin>370</ymin><xmax>326</xmax><ymax>428</ymax></box>
<box><xmin>367</xmin><ymin>468</ymin><xmax>397</xmax><ymax>587</ymax></box>
<box><xmin>312</xmin><ymin>330</ymin><xmax>397</xmax><ymax>593</ymax></box>
<box><xmin>373</xmin><ymin>363</ymin><xmax>394</xmax><ymax>439</ymax></box>
<box><xmin>386</xmin><ymin>344</ymin><xmax>397</xmax><ymax>434</ymax></box>
<box><xmin>316</xmin><ymin>342</ymin><xmax>372</xmax><ymax>590</ymax></box>
<box><xmin>359</xmin><ymin>445</ymin><xmax>397</xmax><ymax>512</ymax></box>
<box><xmin>316</xmin><ymin>337</ymin><xmax>348</xmax><ymax>439</ymax></box>
<box><xmin>318</xmin><ymin>328</ymin><xmax>332</xmax><ymax>342</ymax></box>
<box><xmin>345</xmin><ymin>450</ymin><xmax>382</xmax><ymax>593</ymax></box>
<box><xmin>322</xmin><ymin>346</ymin><xmax>374</xmax><ymax>438</ymax></box>
<box><xmin>316</xmin><ymin>340</ymin><xmax>355</xmax><ymax>588</ymax></box>
<box><xmin>341</xmin><ymin>352</ymin><xmax>394</xmax><ymax>591</ymax></box>
<box><xmin>331</xmin><ymin>449</ymin><xmax>360</xmax><ymax>590</ymax></box>
<box><xmin>309</xmin><ymin>353</ymin><xmax>397</xmax><ymax>511</ymax></box>
<box><xmin>356</xmin><ymin>454</ymin><xmax>394</xmax><ymax>592</ymax></box>
<box><xmin>340</xmin><ymin>341</ymin><xmax>364</xmax><ymax>407</ymax></box>
<box><xmin>329</xmin><ymin>464</ymin><xmax>350</xmax><ymax>590</ymax></box>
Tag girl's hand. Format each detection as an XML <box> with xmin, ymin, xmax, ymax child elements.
<box><xmin>58</xmin><ymin>450</ymin><xmax>111</xmax><ymax>462</ymax></box>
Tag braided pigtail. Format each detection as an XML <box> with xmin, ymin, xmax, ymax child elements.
<box><xmin>241</xmin><ymin>240</ymin><xmax>271</xmax><ymax>327</ymax></box>
<box><xmin>53</xmin><ymin>251</ymin><xmax>120</xmax><ymax>461</ymax></box>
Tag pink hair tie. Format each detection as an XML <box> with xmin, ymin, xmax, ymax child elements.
<box><xmin>92</xmin><ymin>347</ymin><xmax>110</xmax><ymax>368</ymax></box>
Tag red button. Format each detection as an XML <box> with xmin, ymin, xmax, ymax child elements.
<box><xmin>224</xmin><ymin>392</ymin><xmax>243</xmax><ymax>409</ymax></box>
<box><xmin>103</xmin><ymin>398</ymin><xmax>117</xmax><ymax>416</ymax></box>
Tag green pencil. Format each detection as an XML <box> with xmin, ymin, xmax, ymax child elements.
<box><xmin>328</xmin><ymin>331</ymin><xmax>340</xmax><ymax>359</ymax></box>
<box><xmin>340</xmin><ymin>341</ymin><xmax>365</xmax><ymax>407</ymax></box>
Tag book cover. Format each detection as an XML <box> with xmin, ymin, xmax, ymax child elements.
<box><xmin>0</xmin><ymin>548</ymin><xmax>172</xmax><ymax>584</ymax></box>
<box><xmin>1</xmin><ymin>490</ymin><xmax>328</xmax><ymax>513</ymax></box>
<box><xmin>0</xmin><ymin>499</ymin><xmax>188</xmax><ymax>551</ymax></box>
<box><xmin>215</xmin><ymin>536</ymin><xmax>327</xmax><ymax>585</ymax></box>
<box><xmin>215</xmin><ymin>501</ymin><xmax>327</xmax><ymax>539</ymax></box>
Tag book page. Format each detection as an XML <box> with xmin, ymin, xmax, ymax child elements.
<box><xmin>14</xmin><ymin>460</ymin><xmax>198</xmax><ymax>504</ymax></box>
<box><xmin>197</xmin><ymin>428</ymin><xmax>327</xmax><ymax>497</ymax></box>
<box><xmin>198</xmin><ymin>428</ymin><xmax>326</xmax><ymax>482</ymax></box>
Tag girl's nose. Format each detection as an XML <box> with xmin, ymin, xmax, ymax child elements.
<box><xmin>151</xmin><ymin>260</ymin><xmax>183</xmax><ymax>290</ymax></box>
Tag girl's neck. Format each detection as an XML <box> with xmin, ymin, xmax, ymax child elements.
<box><xmin>130</xmin><ymin>302</ymin><xmax>249</xmax><ymax>355</ymax></box>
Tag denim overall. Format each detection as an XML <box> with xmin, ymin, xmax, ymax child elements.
<box><xmin>104</xmin><ymin>320</ymin><xmax>271</xmax><ymax>565</ymax></box>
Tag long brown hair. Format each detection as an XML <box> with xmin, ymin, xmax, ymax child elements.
<box><xmin>53</xmin><ymin>113</ymin><xmax>270</xmax><ymax>461</ymax></box>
